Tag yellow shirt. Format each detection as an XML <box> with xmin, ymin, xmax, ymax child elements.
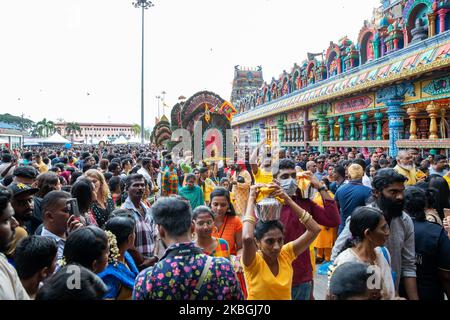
<box><xmin>201</xmin><ymin>178</ymin><xmax>216</xmax><ymax>204</ymax></box>
<box><xmin>37</xmin><ymin>162</ymin><xmax>48</xmax><ymax>173</ymax></box>
<box><xmin>6</xmin><ymin>226</ymin><xmax>28</xmax><ymax>257</ymax></box>
<box><xmin>394</xmin><ymin>165</ymin><xmax>417</xmax><ymax>186</ymax></box>
<box><xmin>242</xmin><ymin>242</ymin><xmax>297</xmax><ymax>300</ymax></box>
<box><xmin>254</xmin><ymin>167</ymin><xmax>273</xmax><ymax>185</ymax></box>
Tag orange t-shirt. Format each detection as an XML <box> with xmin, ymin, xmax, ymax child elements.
<box><xmin>213</xmin><ymin>215</ymin><xmax>243</xmax><ymax>255</ymax></box>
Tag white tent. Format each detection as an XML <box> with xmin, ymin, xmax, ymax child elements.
<box><xmin>128</xmin><ymin>136</ymin><xmax>141</xmax><ymax>144</ymax></box>
<box><xmin>112</xmin><ymin>136</ymin><xmax>128</xmax><ymax>145</ymax></box>
<box><xmin>43</xmin><ymin>132</ymin><xmax>70</xmax><ymax>144</ymax></box>
<box><xmin>0</xmin><ymin>137</ymin><xmax>9</xmax><ymax>144</ymax></box>
<box><xmin>99</xmin><ymin>135</ymin><xmax>110</xmax><ymax>143</ymax></box>
<box><xmin>24</xmin><ymin>138</ymin><xmax>43</xmax><ymax>146</ymax></box>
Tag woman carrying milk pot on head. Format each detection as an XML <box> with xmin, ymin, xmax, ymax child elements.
<box><xmin>241</xmin><ymin>183</ymin><xmax>321</xmax><ymax>300</ymax></box>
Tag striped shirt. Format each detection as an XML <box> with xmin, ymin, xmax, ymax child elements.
<box><xmin>122</xmin><ymin>197</ymin><xmax>156</xmax><ymax>258</ymax></box>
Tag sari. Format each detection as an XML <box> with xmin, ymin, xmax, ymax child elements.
<box><xmin>179</xmin><ymin>185</ymin><xmax>205</xmax><ymax>209</ymax></box>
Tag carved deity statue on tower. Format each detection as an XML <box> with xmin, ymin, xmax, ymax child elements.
<box><xmin>411</xmin><ymin>18</ymin><xmax>428</xmax><ymax>43</ymax></box>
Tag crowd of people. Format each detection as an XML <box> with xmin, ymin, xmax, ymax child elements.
<box><xmin>0</xmin><ymin>142</ymin><xmax>449</xmax><ymax>300</ymax></box>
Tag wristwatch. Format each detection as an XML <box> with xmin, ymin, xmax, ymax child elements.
<box><xmin>318</xmin><ymin>185</ymin><xmax>327</xmax><ymax>192</ymax></box>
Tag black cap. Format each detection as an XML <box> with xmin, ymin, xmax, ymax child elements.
<box><xmin>13</xmin><ymin>166</ymin><xmax>38</xmax><ymax>179</ymax></box>
<box><xmin>7</xmin><ymin>183</ymin><xmax>39</xmax><ymax>198</ymax></box>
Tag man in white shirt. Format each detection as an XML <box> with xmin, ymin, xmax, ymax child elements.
<box><xmin>0</xmin><ymin>187</ymin><xmax>29</xmax><ymax>300</ymax></box>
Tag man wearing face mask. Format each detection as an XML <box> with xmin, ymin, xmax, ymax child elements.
<box><xmin>331</xmin><ymin>169</ymin><xmax>419</xmax><ymax>300</ymax></box>
<box><xmin>275</xmin><ymin>159</ymin><xmax>340</xmax><ymax>300</ymax></box>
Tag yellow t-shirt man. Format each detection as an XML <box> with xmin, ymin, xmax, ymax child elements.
<box><xmin>254</xmin><ymin>167</ymin><xmax>273</xmax><ymax>185</ymax></box>
<box><xmin>242</xmin><ymin>242</ymin><xmax>297</xmax><ymax>300</ymax></box>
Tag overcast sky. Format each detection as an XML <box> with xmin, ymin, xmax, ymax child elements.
<box><xmin>0</xmin><ymin>0</ymin><xmax>380</xmax><ymax>128</ymax></box>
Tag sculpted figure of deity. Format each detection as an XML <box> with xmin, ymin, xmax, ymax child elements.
<box><xmin>296</xmin><ymin>76</ymin><xmax>302</xmax><ymax>90</ymax></box>
<box><xmin>329</xmin><ymin>59</ymin><xmax>338</xmax><ymax>76</ymax></box>
<box><xmin>411</xmin><ymin>18</ymin><xmax>428</xmax><ymax>43</ymax></box>
<box><xmin>282</xmin><ymin>81</ymin><xmax>289</xmax><ymax>96</ymax></box>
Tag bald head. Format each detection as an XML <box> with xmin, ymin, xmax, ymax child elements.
<box><xmin>306</xmin><ymin>161</ymin><xmax>317</xmax><ymax>173</ymax></box>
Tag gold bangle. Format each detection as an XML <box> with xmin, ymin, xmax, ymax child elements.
<box><xmin>299</xmin><ymin>209</ymin><xmax>308</xmax><ymax>220</ymax></box>
<box><xmin>244</xmin><ymin>215</ymin><xmax>256</xmax><ymax>222</ymax></box>
<box><xmin>243</xmin><ymin>216</ymin><xmax>256</xmax><ymax>224</ymax></box>
<box><xmin>299</xmin><ymin>212</ymin><xmax>311</xmax><ymax>225</ymax></box>
<box><xmin>302</xmin><ymin>213</ymin><xmax>312</xmax><ymax>225</ymax></box>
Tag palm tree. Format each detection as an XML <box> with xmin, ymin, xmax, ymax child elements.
<box><xmin>36</xmin><ymin>118</ymin><xmax>56</xmax><ymax>137</ymax></box>
<box><xmin>131</xmin><ymin>124</ymin><xmax>141</xmax><ymax>137</ymax></box>
<box><xmin>144</xmin><ymin>128</ymin><xmax>151</xmax><ymax>141</ymax></box>
<box><xmin>65</xmin><ymin>122</ymin><xmax>81</xmax><ymax>143</ymax></box>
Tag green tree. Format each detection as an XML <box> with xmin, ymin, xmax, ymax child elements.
<box><xmin>131</xmin><ymin>124</ymin><xmax>141</xmax><ymax>137</ymax></box>
<box><xmin>65</xmin><ymin>122</ymin><xmax>81</xmax><ymax>143</ymax></box>
<box><xmin>0</xmin><ymin>113</ymin><xmax>34</xmax><ymax>132</ymax></box>
<box><xmin>144</xmin><ymin>128</ymin><xmax>151</xmax><ymax>140</ymax></box>
<box><xmin>36</xmin><ymin>118</ymin><xmax>55</xmax><ymax>137</ymax></box>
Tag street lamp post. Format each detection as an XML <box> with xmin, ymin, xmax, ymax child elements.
<box><xmin>133</xmin><ymin>0</ymin><xmax>154</xmax><ymax>144</ymax></box>
<box><xmin>161</xmin><ymin>90</ymin><xmax>166</xmax><ymax>116</ymax></box>
<box><xmin>156</xmin><ymin>95</ymin><xmax>161</xmax><ymax>120</ymax></box>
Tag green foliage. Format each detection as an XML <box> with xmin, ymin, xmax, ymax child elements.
<box><xmin>35</xmin><ymin>118</ymin><xmax>56</xmax><ymax>137</ymax></box>
<box><xmin>0</xmin><ymin>113</ymin><xmax>34</xmax><ymax>131</ymax></box>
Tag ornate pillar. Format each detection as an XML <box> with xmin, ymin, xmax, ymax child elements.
<box><xmin>393</xmin><ymin>38</ymin><xmax>399</xmax><ymax>51</ymax></box>
<box><xmin>297</xmin><ymin>122</ymin><xmax>304</xmax><ymax>142</ymax></box>
<box><xmin>387</xmin><ymin>101</ymin><xmax>406</xmax><ymax>157</ymax></box>
<box><xmin>288</xmin><ymin>124</ymin><xmax>294</xmax><ymax>142</ymax></box>
<box><xmin>311</xmin><ymin>121</ymin><xmax>318</xmax><ymax>141</ymax></box>
<box><xmin>258</xmin><ymin>123</ymin><xmax>266</xmax><ymax>142</ymax></box>
<box><xmin>380</xmin><ymin>39</ymin><xmax>385</xmax><ymax>57</ymax></box>
<box><xmin>426</xmin><ymin>101</ymin><xmax>440</xmax><ymax>139</ymax></box>
<box><xmin>277</xmin><ymin>118</ymin><xmax>285</xmax><ymax>144</ymax></box>
<box><xmin>374</xmin><ymin>112</ymin><xmax>383</xmax><ymax>140</ymax></box>
<box><xmin>360</xmin><ymin>113</ymin><xmax>368</xmax><ymax>140</ymax></box>
<box><xmin>317</xmin><ymin>116</ymin><xmax>328</xmax><ymax>153</ymax></box>
<box><xmin>428</xmin><ymin>13</ymin><xmax>436</xmax><ymax>37</ymax></box>
<box><xmin>373</xmin><ymin>38</ymin><xmax>380</xmax><ymax>60</ymax></box>
<box><xmin>303</xmin><ymin>110</ymin><xmax>311</xmax><ymax>143</ymax></box>
<box><xmin>406</xmin><ymin>106</ymin><xmax>419</xmax><ymax>140</ymax></box>
<box><xmin>376</xmin><ymin>82</ymin><xmax>415</xmax><ymax>157</ymax></box>
<box><xmin>402</xmin><ymin>28</ymin><xmax>409</xmax><ymax>47</ymax></box>
<box><xmin>338</xmin><ymin>116</ymin><xmax>345</xmax><ymax>141</ymax></box>
<box><xmin>349</xmin><ymin>114</ymin><xmax>356</xmax><ymax>141</ymax></box>
<box><xmin>313</xmin><ymin>104</ymin><xmax>330</xmax><ymax>153</ymax></box>
<box><xmin>328</xmin><ymin>118</ymin><xmax>335</xmax><ymax>141</ymax></box>
<box><xmin>438</xmin><ymin>10</ymin><xmax>446</xmax><ymax>34</ymax></box>
<box><xmin>291</xmin><ymin>124</ymin><xmax>296</xmax><ymax>142</ymax></box>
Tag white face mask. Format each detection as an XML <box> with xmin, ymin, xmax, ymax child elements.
<box><xmin>280</xmin><ymin>178</ymin><xmax>298</xmax><ymax>196</ymax></box>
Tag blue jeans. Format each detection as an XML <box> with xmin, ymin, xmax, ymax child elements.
<box><xmin>291</xmin><ymin>281</ymin><xmax>313</xmax><ymax>300</ymax></box>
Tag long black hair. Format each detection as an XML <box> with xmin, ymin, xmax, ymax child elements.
<box><xmin>254</xmin><ymin>220</ymin><xmax>284</xmax><ymax>241</ymax></box>
<box><xmin>404</xmin><ymin>186</ymin><xmax>427</xmax><ymax>222</ymax></box>
<box><xmin>209</xmin><ymin>187</ymin><xmax>236</xmax><ymax>216</ymax></box>
<box><xmin>71</xmin><ymin>178</ymin><xmax>94</xmax><ymax>214</ymax></box>
<box><xmin>340</xmin><ymin>206</ymin><xmax>384</xmax><ymax>254</ymax></box>
<box><xmin>428</xmin><ymin>175</ymin><xmax>450</xmax><ymax>220</ymax></box>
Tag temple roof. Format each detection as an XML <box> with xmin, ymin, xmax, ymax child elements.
<box><xmin>232</xmin><ymin>33</ymin><xmax>450</xmax><ymax>126</ymax></box>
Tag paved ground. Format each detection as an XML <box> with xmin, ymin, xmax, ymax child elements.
<box><xmin>313</xmin><ymin>263</ymin><xmax>329</xmax><ymax>300</ymax></box>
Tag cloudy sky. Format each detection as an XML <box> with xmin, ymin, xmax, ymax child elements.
<box><xmin>0</xmin><ymin>0</ymin><xmax>380</xmax><ymax>128</ymax></box>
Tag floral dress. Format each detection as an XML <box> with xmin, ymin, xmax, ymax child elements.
<box><xmin>132</xmin><ymin>242</ymin><xmax>243</xmax><ymax>300</ymax></box>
